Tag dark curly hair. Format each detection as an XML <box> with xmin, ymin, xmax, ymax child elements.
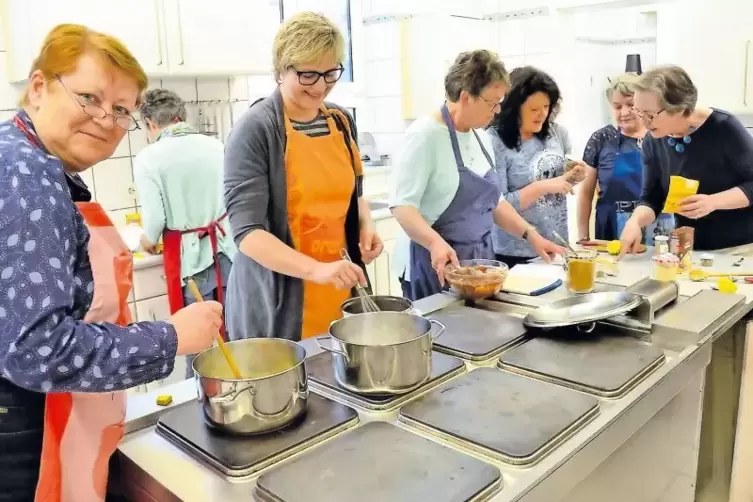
<box><xmin>489</xmin><ymin>66</ymin><xmax>561</xmax><ymax>150</ymax></box>
<box><xmin>444</xmin><ymin>49</ymin><xmax>509</xmax><ymax>102</ymax></box>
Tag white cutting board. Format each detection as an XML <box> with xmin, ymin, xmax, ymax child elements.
<box><xmin>501</xmin><ymin>263</ymin><xmax>564</xmax><ymax>296</ymax></box>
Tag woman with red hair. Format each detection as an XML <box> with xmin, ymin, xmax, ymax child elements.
<box><xmin>0</xmin><ymin>24</ymin><xmax>222</xmax><ymax>501</ymax></box>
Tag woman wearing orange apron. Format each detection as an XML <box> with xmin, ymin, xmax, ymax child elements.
<box><xmin>224</xmin><ymin>12</ymin><xmax>383</xmax><ymax>341</ymax></box>
<box><xmin>0</xmin><ymin>24</ymin><xmax>221</xmax><ymax>501</ymax></box>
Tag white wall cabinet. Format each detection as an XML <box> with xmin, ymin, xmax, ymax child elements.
<box><xmin>1</xmin><ymin>0</ymin><xmax>281</xmax><ymax>82</ymax></box>
<box><xmin>657</xmin><ymin>0</ymin><xmax>753</xmax><ymax>114</ymax></box>
<box><xmin>370</xmin><ymin>216</ymin><xmax>403</xmax><ymax>297</ymax></box>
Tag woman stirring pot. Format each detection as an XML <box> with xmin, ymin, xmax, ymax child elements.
<box><xmin>0</xmin><ymin>25</ymin><xmax>220</xmax><ymax>501</ymax></box>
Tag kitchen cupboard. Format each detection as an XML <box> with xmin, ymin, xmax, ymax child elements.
<box><xmin>369</xmin><ymin>216</ymin><xmax>403</xmax><ymax>297</ymax></box>
<box><xmin>0</xmin><ymin>0</ymin><xmax>281</xmax><ymax>82</ymax></box>
<box><xmin>657</xmin><ymin>0</ymin><xmax>753</xmax><ymax>114</ymax></box>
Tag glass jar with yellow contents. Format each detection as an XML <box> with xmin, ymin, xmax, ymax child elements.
<box><xmin>565</xmin><ymin>249</ymin><xmax>598</xmax><ymax>294</ymax></box>
<box><xmin>652</xmin><ymin>253</ymin><xmax>679</xmax><ymax>282</ymax></box>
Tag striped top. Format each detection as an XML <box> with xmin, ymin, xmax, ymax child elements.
<box><xmin>291</xmin><ymin>112</ymin><xmax>331</xmax><ymax>137</ymax></box>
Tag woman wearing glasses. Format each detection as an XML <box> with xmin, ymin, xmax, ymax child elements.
<box><xmin>619</xmin><ymin>65</ymin><xmax>753</xmax><ymax>255</ymax></box>
<box><xmin>390</xmin><ymin>51</ymin><xmax>562</xmax><ymax>300</ymax></box>
<box><xmin>224</xmin><ymin>12</ymin><xmax>382</xmax><ymax>341</ymax></box>
<box><xmin>0</xmin><ymin>24</ymin><xmax>221</xmax><ymax>501</ymax></box>
<box><xmin>577</xmin><ymin>73</ymin><xmax>674</xmax><ymax>243</ymax></box>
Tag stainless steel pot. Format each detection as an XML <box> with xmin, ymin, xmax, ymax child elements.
<box><xmin>340</xmin><ymin>295</ymin><xmax>414</xmax><ymax>317</ymax></box>
<box><xmin>316</xmin><ymin>312</ymin><xmax>446</xmax><ymax>395</ymax></box>
<box><xmin>193</xmin><ymin>338</ymin><xmax>308</xmax><ymax>435</ymax></box>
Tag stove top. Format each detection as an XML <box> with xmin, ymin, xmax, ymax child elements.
<box><xmin>254</xmin><ymin>422</ymin><xmax>502</xmax><ymax>502</ymax></box>
<box><xmin>156</xmin><ymin>393</ymin><xmax>358</xmax><ymax>477</ymax></box>
<box><xmin>427</xmin><ymin>304</ymin><xmax>528</xmax><ymax>361</ymax></box>
<box><xmin>399</xmin><ymin>368</ymin><xmax>600</xmax><ymax>466</ymax></box>
<box><xmin>306</xmin><ymin>351</ymin><xmax>465</xmax><ymax>411</ymax></box>
<box><xmin>498</xmin><ymin>332</ymin><xmax>666</xmax><ymax>397</ymax></box>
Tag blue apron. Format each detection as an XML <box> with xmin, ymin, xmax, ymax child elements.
<box><xmin>594</xmin><ymin>134</ymin><xmax>673</xmax><ymax>244</ymax></box>
<box><xmin>407</xmin><ymin>104</ymin><xmax>501</xmax><ymax>301</ymax></box>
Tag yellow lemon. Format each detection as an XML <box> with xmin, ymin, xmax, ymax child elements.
<box><xmin>717</xmin><ymin>277</ymin><xmax>737</xmax><ymax>294</ymax></box>
<box><xmin>606</xmin><ymin>240</ymin><xmax>621</xmax><ymax>255</ymax></box>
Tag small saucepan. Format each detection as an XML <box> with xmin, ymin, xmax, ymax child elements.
<box><xmin>193</xmin><ymin>338</ymin><xmax>308</xmax><ymax>435</ymax></box>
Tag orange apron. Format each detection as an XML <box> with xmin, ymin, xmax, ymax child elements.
<box><xmin>284</xmin><ymin>108</ymin><xmax>362</xmax><ymax>340</ymax></box>
<box><xmin>34</xmin><ymin>203</ymin><xmax>134</xmax><ymax>502</ymax></box>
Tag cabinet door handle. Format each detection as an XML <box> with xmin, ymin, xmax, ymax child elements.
<box><xmin>176</xmin><ymin>4</ymin><xmax>185</xmax><ymax>65</ymax></box>
<box><xmin>154</xmin><ymin>0</ymin><xmax>163</xmax><ymax>66</ymax></box>
<box><xmin>745</xmin><ymin>40</ymin><xmax>751</xmax><ymax>107</ymax></box>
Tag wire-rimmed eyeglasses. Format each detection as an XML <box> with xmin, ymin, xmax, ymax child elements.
<box><xmin>55</xmin><ymin>75</ymin><xmax>140</xmax><ymax>132</ymax></box>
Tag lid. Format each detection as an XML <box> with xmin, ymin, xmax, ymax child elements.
<box><xmin>653</xmin><ymin>253</ymin><xmax>679</xmax><ymax>264</ymax></box>
<box><xmin>654</xmin><ymin>235</ymin><xmax>669</xmax><ymax>242</ymax></box>
<box><xmin>522</xmin><ymin>291</ymin><xmax>643</xmax><ymax>329</ymax></box>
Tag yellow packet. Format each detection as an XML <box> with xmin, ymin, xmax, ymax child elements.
<box><xmin>662</xmin><ymin>176</ymin><xmax>699</xmax><ymax>214</ymax></box>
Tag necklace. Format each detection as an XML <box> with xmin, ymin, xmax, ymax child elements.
<box><xmin>667</xmin><ymin>126</ymin><xmax>696</xmax><ymax>153</ymax></box>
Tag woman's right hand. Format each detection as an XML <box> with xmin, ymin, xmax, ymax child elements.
<box><xmin>428</xmin><ymin>238</ymin><xmax>459</xmax><ymax>285</ymax></box>
<box><xmin>309</xmin><ymin>260</ymin><xmax>367</xmax><ymax>289</ymax></box>
<box><xmin>542</xmin><ymin>175</ymin><xmax>574</xmax><ymax>195</ymax></box>
<box><xmin>618</xmin><ymin>220</ymin><xmax>643</xmax><ymax>260</ymax></box>
<box><xmin>171</xmin><ymin>301</ymin><xmax>224</xmax><ymax>356</ymax></box>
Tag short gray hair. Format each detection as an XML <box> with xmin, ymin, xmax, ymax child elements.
<box><xmin>139</xmin><ymin>88</ymin><xmax>187</xmax><ymax>127</ymax></box>
<box><xmin>634</xmin><ymin>65</ymin><xmax>698</xmax><ymax>115</ymax></box>
<box><xmin>606</xmin><ymin>72</ymin><xmax>640</xmax><ymax>100</ymax></box>
<box><xmin>444</xmin><ymin>49</ymin><xmax>510</xmax><ymax>102</ymax></box>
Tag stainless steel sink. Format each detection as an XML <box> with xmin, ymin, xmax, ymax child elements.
<box><xmin>368</xmin><ymin>200</ymin><xmax>389</xmax><ymax>211</ymax></box>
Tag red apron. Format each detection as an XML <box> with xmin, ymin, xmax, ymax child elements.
<box><xmin>162</xmin><ymin>214</ymin><xmax>228</xmax><ymax>339</ymax></box>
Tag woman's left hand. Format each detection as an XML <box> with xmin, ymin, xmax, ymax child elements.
<box><xmin>529</xmin><ymin>233</ymin><xmax>565</xmax><ymax>263</ymax></box>
<box><xmin>679</xmin><ymin>194</ymin><xmax>716</xmax><ymax>219</ymax></box>
<box><xmin>359</xmin><ymin>225</ymin><xmax>384</xmax><ymax>264</ymax></box>
<box><xmin>565</xmin><ymin>160</ymin><xmax>588</xmax><ymax>184</ymax></box>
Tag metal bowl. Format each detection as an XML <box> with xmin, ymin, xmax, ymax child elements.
<box><xmin>193</xmin><ymin>338</ymin><xmax>308</xmax><ymax>435</ymax></box>
<box><xmin>445</xmin><ymin>259</ymin><xmax>509</xmax><ymax>300</ymax></box>
<box><xmin>341</xmin><ymin>295</ymin><xmax>413</xmax><ymax>316</ymax></box>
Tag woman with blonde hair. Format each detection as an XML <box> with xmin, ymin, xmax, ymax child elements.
<box><xmin>0</xmin><ymin>24</ymin><xmax>221</xmax><ymax>501</ymax></box>
<box><xmin>224</xmin><ymin>12</ymin><xmax>382</xmax><ymax>341</ymax></box>
<box><xmin>577</xmin><ymin>73</ymin><xmax>674</xmax><ymax>243</ymax></box>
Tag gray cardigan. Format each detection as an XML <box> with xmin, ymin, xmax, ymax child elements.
<box><xmin>223</xmin><ymin>88</ymin><xmax>364</xmax><ymax>341</ymax></box>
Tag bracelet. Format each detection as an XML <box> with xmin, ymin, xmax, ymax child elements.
<box><xmin>521</xmin><ymin>226</ymin><xmax>536</xmax><ymax>241</ymax></box>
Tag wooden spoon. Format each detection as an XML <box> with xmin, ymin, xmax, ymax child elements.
<box><xmin>688</xmin><ymin>269</ymin><xmax>753</xmax><ymax>282</ymax></box>
<box><xmin>186</xmin><ymin>279</ymin><xmax>243</xmax><ymax>379</ymax></box>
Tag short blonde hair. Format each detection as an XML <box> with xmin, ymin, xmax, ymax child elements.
<box><xmin>634</xmin><ymin>65</ymin><xmax>698</xmax><ymax>115</ymax></box>
<box><xmin>21</xmin><ymin>24</ymin><xmax>148</xmax><ymax>106</ymax></box>
<box><xmin>606</xmin><ymin>72</ymin><xmax>640</xmax><ymax>100</ymax></box>
<box><xmin>272</xmin><ymin>12</ymin><xmax>345</xmax><ymax>81</ymax></box>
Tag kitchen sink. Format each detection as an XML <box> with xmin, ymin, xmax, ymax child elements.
<box><xmin>368</xmin><ymin>200</ymin><xmax>390</xmax><ymax>211</ymax></box>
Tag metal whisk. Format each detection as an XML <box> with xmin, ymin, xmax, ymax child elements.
<box><xmin>339</xmin><ymin>249</ymin><xmax>380</xmax><ymax>313</ymax></box>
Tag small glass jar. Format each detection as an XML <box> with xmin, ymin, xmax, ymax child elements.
<box><xmin>653</xmin><ymin>253</ymin><xmax>679</xmax><ymax>282</ymax></box>
<box><xmin>654</xmin><ymin>235</ymin><xmax>670</xmax><ymax>256</ymax></box>
<box><xmin>565</xmin><ymin>249</ymin><xmax>598</xmax><ymax>294</ymax></box>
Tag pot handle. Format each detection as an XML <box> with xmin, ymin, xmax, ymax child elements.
<box><xmin>577</xmin><ymin>322</ymin><xmax>597</xmax><ymax>334</ymax></box>
<box><xmin>316</xmin><ymin>336</ymin><xmax>349</xmax><ymax>362</ymax></box>
<box><xmin>208</xmin><ymin>382</ymin><xmax>256</xmax><ymax>404</ymax></box>
<box><xmin>429</xmin><ymin>319</ymin><xmax>446</xmax><ymax>340</ymax></box>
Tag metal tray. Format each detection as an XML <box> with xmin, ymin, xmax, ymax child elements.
<box><xmin>522</xmin><ymin>291</ymin><xmax>643</xmax><ymax>329</ymax></box>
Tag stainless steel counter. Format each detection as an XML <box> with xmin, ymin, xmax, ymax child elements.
<box><xmin>113</xmin><ymin>282</ymin><xmax>753</xmax><ymax>502</ymax></box>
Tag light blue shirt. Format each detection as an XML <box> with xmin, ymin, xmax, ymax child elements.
<box><xmin>489</xmin><ymin>123</ymin><xmax>571</xmax><ymax>257</ymax></box>
<box><xmin>389</xmin><ymin>116</ymin><xmax>496</xmax><ymax>279</ymax></box>
<box><xmin>134</xmin><ymin>133</ymin><xmax>237</xmax><ymax>281</ymax></box>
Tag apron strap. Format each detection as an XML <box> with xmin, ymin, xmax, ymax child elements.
<box><xmin>440</xmin><ymin>104</ymin><xmax>466</xmax><ymax>170</ymax></box>
<box><xmin>471</xmin><ymin>129</ymin><xmax>495</xmax><ymax>169</ymax></box>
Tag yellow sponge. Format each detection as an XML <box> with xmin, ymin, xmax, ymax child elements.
<box><xmin>156</xmin><ymin>395</ymin><xmax>173</xmax><ymax>407</ymax></box>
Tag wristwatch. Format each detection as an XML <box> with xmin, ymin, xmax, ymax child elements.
<box><xmin>521</xmin><ymin>226</ymin><xmax>536</xmax><ymax>241</ymax></box>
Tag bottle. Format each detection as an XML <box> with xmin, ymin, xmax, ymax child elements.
<box><xmin>654</xmin><ymin>235</ymin><xmax>669</xmax><ymax>256</ymax></box>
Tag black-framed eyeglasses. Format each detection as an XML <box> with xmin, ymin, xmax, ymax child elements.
<box><xmin>635</xmin><ymin>108</ymin><xmax>665</xmax><ymax>123</ymax></box>
<box><xmin>293</xmin><ymin>66</ymin><xmax>344</xmax><ymax>86</ymax></box>
<box><xmin>55</xmin><ymin>75</ymin><xmax>140</xmax><ymax>132</ymax></box>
